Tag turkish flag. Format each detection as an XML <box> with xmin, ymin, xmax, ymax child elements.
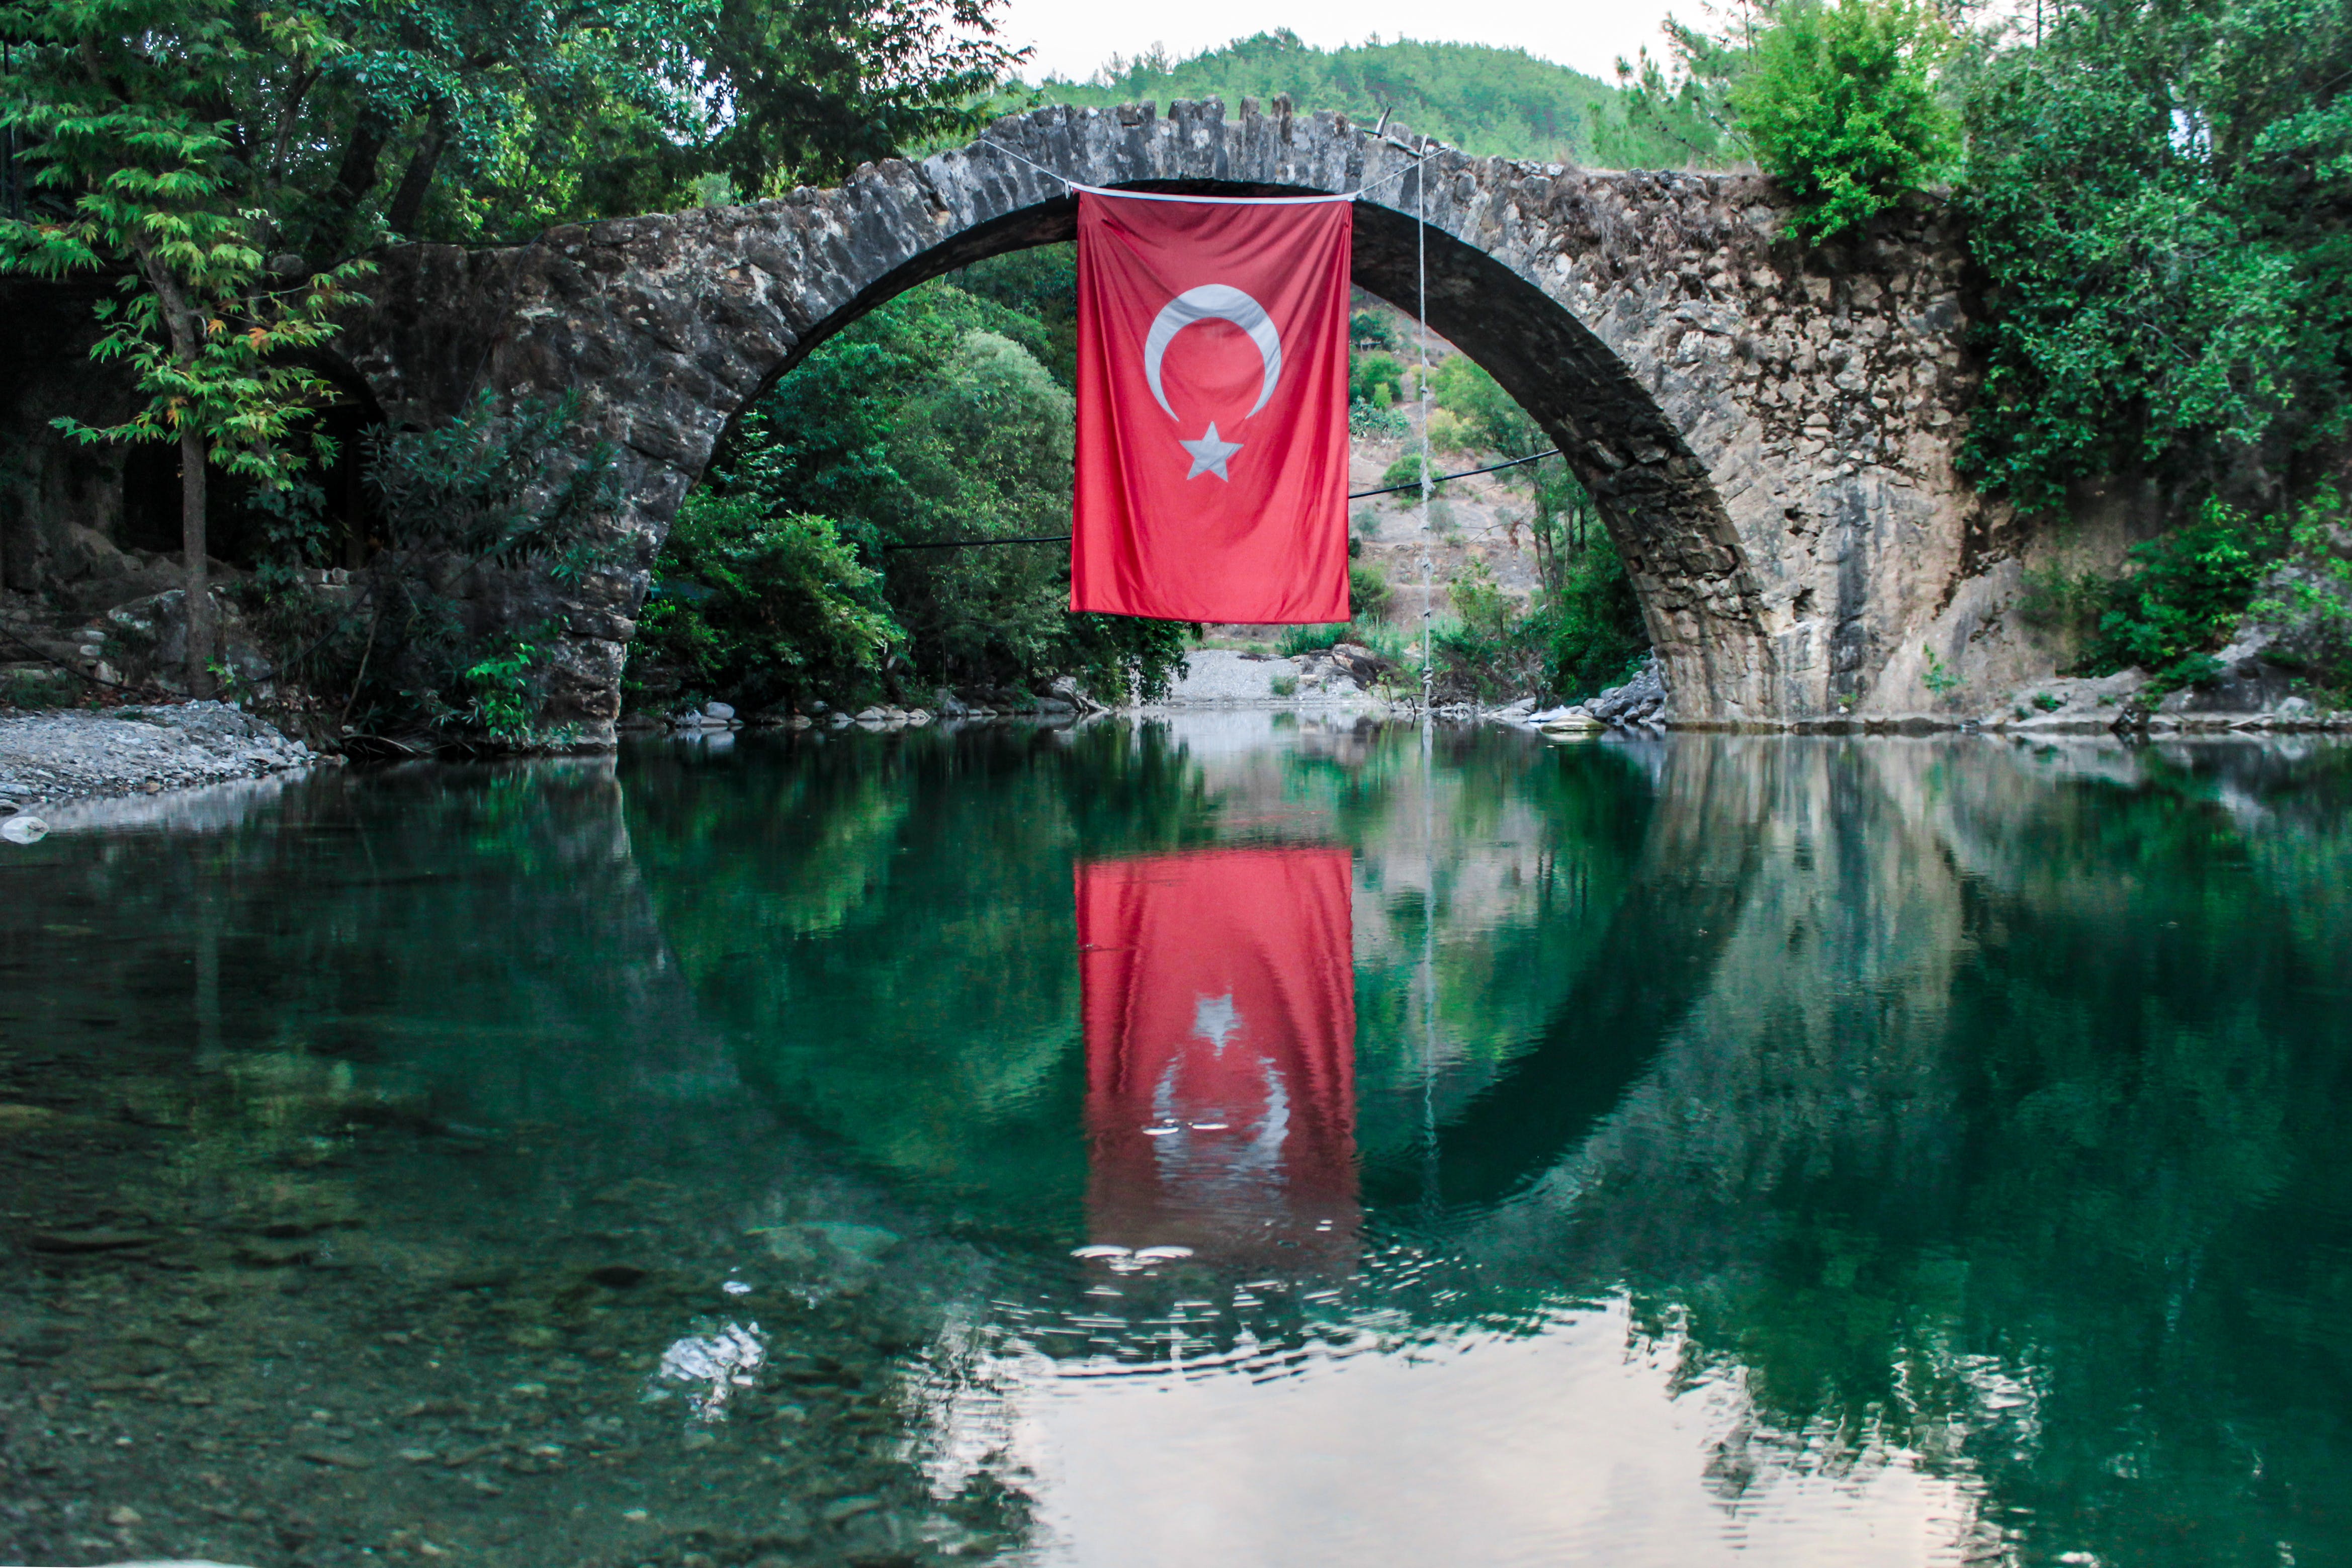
<box><xmin>1078</xmin><ymin>848</ymin><xmax>1359</xmax><ymax>1272</ymax></box>
<box><xmin>1071</xmin><ymin>190</ymin><xmax>1354</xmax><ymax>624</ymax></box>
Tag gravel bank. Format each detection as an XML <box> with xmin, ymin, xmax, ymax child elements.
<box><xmin>0</xmin><ymin>702</ymin><xmax>316</xmax><ymax>809</ymax></box>
<box><xmin>1150</xmin><ymin>648</ymin><xmax>1396</xmax><ymax>708</ymax></box>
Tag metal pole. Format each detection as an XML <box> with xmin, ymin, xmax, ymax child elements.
<box><xmin>1416</xmin><ymin>137</ymin><xmax>1434</xmax><ymax>714</ymax></box>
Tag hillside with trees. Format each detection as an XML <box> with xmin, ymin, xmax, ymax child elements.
<box><xmin>1035</xmin><ymin>32</ymin><xmax>1730</xmax><ymax>170</ymax></box>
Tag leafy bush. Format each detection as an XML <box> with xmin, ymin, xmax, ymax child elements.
<box><xmin>627</xmin><ymin>494</ymin><xmax>901</xmax><ymax>715</ymax></box>
<box><xmin>676</xmin><ymin>273</ymin><xmax>1190</xmax><ymax>706</ymax></box>
<box><xmin>1958</xmin><ymin>0</ymin><xmax>2352</xmax><ymax>509</ymax></box>
<box><xmin>248</xmin><ymin>391</ymin><xmax>621</xmax><ymax>745</ymax></box>
<box><xmin>1350</xmin><ymin>309</ymin><xmax>1397</xmax><ymax>350</ymax></box>
<box><xmin>1734</xmin><ymin>0</ymin><xmax>1959</xmax><ymax>245</ymax></box>
<box><xmin>1351</xmin><ymin>351</ymin><xmax>1405</xmax><ymax>408</ymax></box>
<box><xmin>1350</xmin><ymin>400</ymin><xmax>1411</xmax><ymax>440</ymax></box>
<box><xmin>1379</xmin><ymin>452</ymin><xmax>1430</xmax><ymax>493</ymax></box>
<box><xmin>2079</xmin><ymin>501</ymin><xmax>2271</xmax><ymax>694</ymax></box>
<box><xmin>2016</xmin><ymin>562</ymin><xmax>2110</xmax><ymax>655</ymax></box>
<box><xmin>2250</xmin><ymin>490</ymin><xmax>2352</xmax><ymax>699</ymax></box>
<box><xmin>1431</xmin><ymin>543</ymin><xmax>1648</xmax><ymax>703</ymax></box>
<box><xmin>1273</xmin><ymin>566</ymin><xmax>1398</xmax><ymax>660</ymax></box>
<box><xmin>1533</xmin><ymin>542</ymin><xmax>1650</xmax><ymax>699</ymax></box>
<box><xmin>1449</xmin><ymin>560</ymin><xmax>1512</xmax><ymax>641</ymax></box>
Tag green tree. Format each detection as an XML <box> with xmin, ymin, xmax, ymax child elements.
<box><xmin>1958</xmin><ymin>0</ymin><xmax>2352</xmax><ymax>509</ymax></box>
<box><xmin>639</xmin><ymin>268</ymin><xmax>1188</xmax><ymax>708</ymax></box>
<box><xmin>1734</xmin><ymin>0</ymin><xmax>1958</xmax><ymax>244</ymax></box>
<box><xmin>2</xmin><ymin>0</ymin><xmax>1024</xmax><ymax>261</ymax></box>
<box><xmin>0</xmin><ymin>0</ymin><xmax>367</xmax><ymax>690</ymax></box>
<box><xmin>1043</xmin><ymin>31</ymin><xmax>1729</xmax><ymax>170</ymax></box>
<box><xmin>247</xmin><ymin>391</ymin><xmax>621</xmax><ymax>742</ymax></box>
<box><xmin>630</xmin><ymin>494</ymin><xmax>901</xmax><ymax>713</ymax></box>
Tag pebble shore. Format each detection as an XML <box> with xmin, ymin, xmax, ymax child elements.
<box><xmin>0</xmin><ymin>703</ymin><xmax>315</xmax><ymax>811</ymax></box>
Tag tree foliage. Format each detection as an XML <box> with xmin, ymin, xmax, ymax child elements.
<box><xmin>1042</xmin><ymin>31</ymin><xmax>1730</xmax><ymax>169</ymax></box>
<box><xmin>1734</xmin><ymin>0</ymin><xmax>1958</xmax><ymax>244</ymax></box>
<box><xmin>629</xmin><ymin>255</ymin><xmax>1191</xmax><ymax>711</ymax></box>
<box><xmin>0</xmin><ymin>0</ymin><xmax>374</xmax><ymax>687</ymax></box>
<box><xmin>1958</xmin><ymin>0</ymin><xmax>2352</xmax><ymax>510</ymax></box>
<box><xmin>630</xmin><ymin>495</ymin><xmax>901</xmax><ymax>713</ymax></box>
<box><xmin>0</xmin><ymin>0</ymin><xmax>1022</xmax><ymax>259</ymax></box>
<box><xmin>247</xmin><ymin>391</ymin><xmax>622</xmax><ymax>742</ymax></box>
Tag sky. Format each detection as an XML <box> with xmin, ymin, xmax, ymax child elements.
<box><xmin>998</xmin><ymin>0</ymin><xmax>1692</xmax><ymax>88</ymax></box>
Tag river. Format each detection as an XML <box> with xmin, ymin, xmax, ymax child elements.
<box><xmin>2</xmin><ymin>718</ymin><xmax>2347</xmax><ymax>1567</ymax></box>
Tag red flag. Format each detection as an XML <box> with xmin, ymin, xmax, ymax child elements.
<box><xmin>1072</xmin><ymin>190</ymin><xmax>1354</xmax><ymax>624</ymax></box>
<box><xmin>1078</xmin><ymin>848</ymin><xmax>1358</xmax><ymax>1271</ymax></box>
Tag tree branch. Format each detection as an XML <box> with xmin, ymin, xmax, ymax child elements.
<box><xmin>385</xmin><ymin>99</ymin><xmax>452</xmax><ymax>238</ymax></box>
<box><xmin>323</xmin><ymin>106</ymin><xmax>391</xmax><ymax>229</ymax></box>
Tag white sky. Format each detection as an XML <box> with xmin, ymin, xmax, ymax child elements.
<box><xmin>998</xmin><ymin>0</ymin><xmax>1690</xmax><ymax>89</ymax></box>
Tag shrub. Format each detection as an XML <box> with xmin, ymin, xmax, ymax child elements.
<box><xmin>1379</xmin><ymin>451</ymin><xmax>1430</xmax><ymax>493</ymax></box>
<box><xmin>2079</xmin><ymin>500</ymin><xmax>2272</xmax><ymax>694</ymax></box>
<box><xmin>1957</xmin><ymin>0</ymin><xmax>2352</xmax><ymax>511</ymax></box>
<box><xmin>1351</xmin><ymin>352</ymin><xmax>1405</xmax><ymax>408</ymax></box>
<box><xmin>1277</xmin><ymin>624</ymin><xmax>1348</xmax><ymax>656</ymax></box>
<box><xmin>1350</xmin><ymin>562</ymin><xmax>1393</xmax><ymax>622</ymax></box>
<box><xmin>2016</xmin><ymin>562</ymin><xmax>2110</xmax><ymax>654</ymax></box>
<box><xmin>628</xmin><ymin>494</ymin><xmax>903</xmax><ymax>715</ymax></box>
<box><xmin>1449</xmin><ymin>560</ymin><xmax>1512</xmax><ymax>642</ymax></box>
<box><xmin>2250</xmin><ymin>489</ymin><xmax>2352</xmax><ymax>698</ymax></box>
<box><xmin>1350</xmin><ymin>309</ymin><xmax>1397</xmax><ymax>351</ymax></box>
<box><xmin>1734</xmin><ymin>0</ymin><xmax>1958</xmax><ymax>245</ymax></box>
<box><xmin>248</xmin><ymin>391</ymin><xmax>622</xmax><ymax>745</ymax></box>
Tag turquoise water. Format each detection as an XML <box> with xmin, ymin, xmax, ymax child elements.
<box><xmin>2</xmin><ymin>718</ymin><xmax>2348</xmax><ymax>1567</ymax></box>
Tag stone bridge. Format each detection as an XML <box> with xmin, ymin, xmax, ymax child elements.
<box><xmin>342</xmin><ymin>100</ymin><xmax>2019</xmax><ymax>738</ymax></box>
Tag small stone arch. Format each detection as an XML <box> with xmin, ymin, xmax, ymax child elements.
<box><xmin>341</xmin><ymin>100</ymin><xmax>2002</xmax><ymax>739</ymax></box>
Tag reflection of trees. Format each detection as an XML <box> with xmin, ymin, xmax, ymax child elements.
<box><xmin>629</xmin><ymin>723</ymin><xmax>2352</xmax><ymax>1563</ymax></box>
<box><xmin>1461</xmin><ymin>739</ymin><xmax>2352</xmax><ymax>1568</ymax></box>
<box><xmin>631</xmin><ymin>724</ymin><xmax>1674</xmax><ymax>1244</ymax></box>
<box><xmin>629</xmin><ymin>725</ymin><xmax>1226</xmax><ymax>1236</ymax></box>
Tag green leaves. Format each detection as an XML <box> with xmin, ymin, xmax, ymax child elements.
<box><xmin>1734</xmin><ymin>0</ymin><xmax>1959</xmax><ymax>245</ymax></box>
<box><xmin>2079</xmin><ymin>498</ymin><xmax>2275</xmax><ymax>693</ymax></box>
<box><xmin>1958</xmin><ymin>0</ymin><xmax>2352</xmax><ymax>507</ymax></box>
<box><xmin>634</xmin><ymin>495</ymin><xmax>901</xmax><ymax>710</ymax></box>
<box><xmin>1045</xmin><ymin>31</ymin><xmax>1706</xmax><ymax>170</ymax></box>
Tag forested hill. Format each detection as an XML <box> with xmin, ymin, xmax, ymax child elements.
<box><xmin>1032</xmin><ymin>33</ymin><xmax>1710</xmax><ymax>170</ymax></box>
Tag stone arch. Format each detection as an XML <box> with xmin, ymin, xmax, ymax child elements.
<box><xmin>342</xmin><ymin>100</ymin><xmax>1994</xmax><ymax>740</ymax></box>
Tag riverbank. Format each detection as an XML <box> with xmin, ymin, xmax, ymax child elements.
<box><xmin>0</xmin><ymin>702</ymin><xmax>317</xmax><ymax>812</ymax></box>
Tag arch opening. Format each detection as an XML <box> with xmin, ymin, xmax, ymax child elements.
<box><xmin>685</xmin><ymin>177</ymin><xmax>1770</xmax><ymax>718</ymax></box>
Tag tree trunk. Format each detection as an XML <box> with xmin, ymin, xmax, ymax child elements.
<box><xmin>385</xmin><ymin>100</ymin><xmax>452</xmax><ymax>238</ymax></box>
<box><xmin>182</xmin><ymin>425</ymin><xmax>215</xmax><ymax>696</ymax></box>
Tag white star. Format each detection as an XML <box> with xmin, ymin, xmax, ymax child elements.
<box><xmin>1178</xmin><ymin>422</ymin><xmax>1243</xmax><ymax>481</ymax></box>
<box><xmin>1192</xmin><ymin>993</ymin><xmax>1241</xmax><ymax>1054</ymax></box>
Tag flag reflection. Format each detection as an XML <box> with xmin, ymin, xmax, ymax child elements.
<box><xmin>1077</xmin><ymin>848</ymin><xmax>1358</xmax><ymax>1275</ymax></box>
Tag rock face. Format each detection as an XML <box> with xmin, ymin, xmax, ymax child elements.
<box><xmin>332</xmin><ymin>99</ymin><xmax>2001</xmax><ymax>741</ymax></box>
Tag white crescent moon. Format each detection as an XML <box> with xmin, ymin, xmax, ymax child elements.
<box><xmin>1142</xmin><ymin>285</ymin><xmax>1282</xmax><ymax>421</ymax></box>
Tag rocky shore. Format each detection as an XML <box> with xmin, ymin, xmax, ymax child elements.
<box><xmin>0</xmin><ymin>702</ymin><xmax>317</xmax><ymax>815</ymax></box>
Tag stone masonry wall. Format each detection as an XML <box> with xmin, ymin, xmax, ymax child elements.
<box><xmin>335</xmin><ymin>100</ymin><xmax>2013</xmax><ymax>741</ymax></box>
